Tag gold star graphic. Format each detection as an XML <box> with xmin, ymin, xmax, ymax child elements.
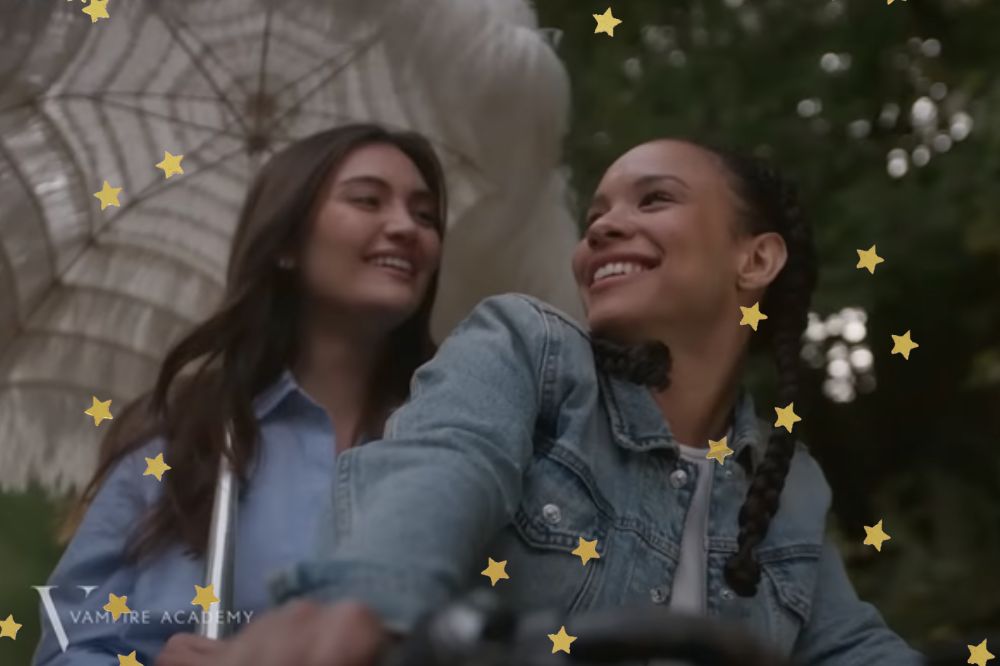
<box><xmin>103</xmin><ymin>593</ymin><xmax>131</xmax><ymax>621</ymax></box>
<box><xmin>0</xmin><ymin>614</ymin><xmax>22</xmax><ymax>640</ymax></box>
<box><xmin>739</xmin><ymin>302</ymin><xmax>768</xmax><ymax>331</ymax></box>
<box><xmin>863</xmin><ymin>519</ymin><xmax>891</xmax><ymax>552</ymax></box>
<box><xmin>117</xmin><ymin>650</ymin><xmax>144</xmax><ymax>666</ymax></box>
<box><xmin>887</xmin><ymin>0</ymin><xmax>907</xmax><ymax>4</ymax></box>
<box><xmin>143</xmin><ymin>453</ymin><xmax>172</xmax><ymax>482</ymax></box>
<box><xmin>571</xmin><ymin>537</ymin><xmax>600</xmax><ymax>565</ymax></box>
<box><xmin>191</xmin><ymin>584</ymin><xmax>219</xmax><ymax>612</ymax></box>
<box><xmin>891</xmin><ymin>330</ymin><xmax>919</xmax><ymax>360</ymax></box>
<box><xmin>85</xmin><ymin>396</ymin><xmax>114</xmax><ymax>426</ymax></box>
<box><xmin>856</xmin><ymin>245</ymin><xmax>885</xmax><ymax>274</ymax></box>
<box><xmin>968</xmin><ymin>639</ymin><xmax>995</xmax><ymax>666</ymax></box>
<box><xmin>593</xmin><ymin>7</ymin><xmax>622</xmax><ymax>37</ymax></box>
<box><xmin>481</xmin><ymin>558</ymin><xmax>510</xmax><ymax>586</ymax></box>
<box><xmin>706</xmin><ymin>436</ymin><xmax>734</xmax><ymax>465</ymax></box>
<box><xmin>773</xmin><ymin>402</ymin><xmax>801</xmax><ymax>433</ymax></box>
<box><xmin>94</xmin><ymin>180</ymin><xmax>122</xmax><ymax>210</ymax></box>
<box><xmin>548</xmin><ymin>625</ymin><xmax>577</xmax><ymax>654</ymax></box>
<box><xmin>156</xmin><ymin>151</ymin><xmax>185</xmax><ymax>179</ymax></box>
<box><xmin>82</xmin><ymin>0</ymin><xmax>111</xmax><ymax>23</ymax></box>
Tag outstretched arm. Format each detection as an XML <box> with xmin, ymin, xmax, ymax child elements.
<box><xmin>272</xmin><ymin>295</ymin><xmax>553</xmax><ymax>635</ymax></box>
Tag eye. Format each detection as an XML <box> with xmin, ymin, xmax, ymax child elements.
<box><xmin>414</xmin><ymin>210</ymin><xmax>440</xmax><ymax>227</ymax></box>
<box><xmin>640</xmin><ymin>191</ymin><xmax>673</xmax><ymax>206</ymax></box>
<box><xmin>351</xmin><ymin>195</ymin><xmax>380</xmax><ymax>208</ymax></box>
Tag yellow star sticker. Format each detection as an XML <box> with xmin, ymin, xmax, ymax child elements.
<box><xmin>739</xmin><ymin>302</ymin><xmax>768</xmax><ymax>331</ymax></box>
<box><xmin>191</xmin><ymin>584</ymin><xmax>219</xmax><ymax>612</ymax></box>
<box><xmin>82</xmin><ymin>0</ymin><xmax>110</xmax><ymax>23</ymax></box>
<box><xmin>481</xmin><ymin>558</ymin><xmax>510</xmax><ymax>586</ymax></box>
<box><xmin>593</xmin><ymin>7</ymin><xmax>622</xmax><ymax>37</ymax></box>
<box><xmin>968</xmin><ymin>639</ymin><xmax>995</xmax><ymax>666</ymax></box>
<box><xmin>0</xmin><ymin>614</ymin><xmax>22</xmax><ymax>640</ymax></box>
<box><xmin>887</xmin><ymin>0</ymin><xmax>907</xmax><ymax>4</ymax></box>
<box><xmin>117</xmin><ymin>650</ymin><xmax>144</xmax><ymax>666</ymax></box>
<box><xmin>863</xmin><ymin>519</ymin><xmax>891</xmax><ymax>552</ymax></box>
<box><xmin>85</xmin><ymin>396</ymin><xmax>114</xmax><ymax>426</ymax></box>
<box><xmin>103</xmin><ymin>593</ymin><xmax>131</xmax><ymax>621</ymax></box>
<box><xmin>143</xmin><ymin>453</ymin><xmax>172</xmax><ymax>481</ymax></box>
<box><xmin>156</xmin><ymin>151</ymin><xmax>185</xmax><ymax>179</ymax></box>
<box><xmin>890</xmin><ymin>330</ymin><xmax>919</xmax><ymax>360</ymax></box>
<box><xmin>571</xmin><ymin>537</ymin><xmax>600</xmax><ymax>565</ymax></box>
<box><xmin>773</xmin><ymin>402</ymin><xmax>801</xmax><ymax>433</ymax></box>
<box><xmin>856</xmin><ymin>245</ymin><xmax>885</xmax><ymax>274</ymax></box>
<box><xmin>94</xmin><ymin>180</ymin><xmax>122</xmax><ymax>210</ymax></box>
<box><xmin>706</xmin><ymin>436</ymin><xmax>734</xmax><ymax>465</ymax></box>
<box><xmin>548</xmin><ymin>625</ymin><xmax>577</xmax><ymax>654</ymax></box>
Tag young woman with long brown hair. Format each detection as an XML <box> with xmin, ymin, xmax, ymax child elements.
<box><xmin>32</xmin><ymin>123</ymin><xmax>448</xmax><ymax>666</ymax></box>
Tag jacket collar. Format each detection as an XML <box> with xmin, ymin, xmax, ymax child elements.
<box><xmin>597</xmin><ymin>372</ymin><xmax>766</xmax><ymax>474</ymax></box>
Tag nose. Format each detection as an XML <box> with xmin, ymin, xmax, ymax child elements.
<box><xmin>382</xmin><ymin>201</ymin><xmax>419</xmax><ymax>242</ymax></box>
<box><xmin>586</xmin><ymin>209</ymin><xmax>635</xmax><ymax>248</ymax></box>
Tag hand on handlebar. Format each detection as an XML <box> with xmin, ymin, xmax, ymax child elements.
<box><xmin>214</xmin><ymin>598</ymin><xmax>391</xmax><ymax>666</ymax></box>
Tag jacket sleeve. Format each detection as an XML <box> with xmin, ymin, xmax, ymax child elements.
<box><xmin>792</xmin><ymin>538</ymin><xmax>926</xmax><ymax>665</ymax></box>
<box><xmin>32</xmin><ymin>440</ymin><xmax>160</xmax><ymax>666</ymax></box>
<box><xmin>272</xmin><ymin>295</ymin><xmax>551</xmax><ymax>634</ymax></box>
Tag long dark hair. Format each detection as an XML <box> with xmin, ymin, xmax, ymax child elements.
<box><xmin>594</xmin><ymin>141</ymin><xmax>818</xmax><ymax>597</ymax></box>
<box><xmin>61</xmin><ymin>124</ymin><xmax>449</xmax><ymax>562</ymax></box>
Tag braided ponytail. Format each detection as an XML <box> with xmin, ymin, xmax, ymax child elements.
<box><xmin>710</xmin><ymin>149</ymin><xmax>819</xmax><ymax>596</ymax></box>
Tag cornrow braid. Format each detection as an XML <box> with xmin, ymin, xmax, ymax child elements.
<box><xmin>707</xmin><ymin>148</ymin><xmax>819</xmax><ymax>597</ymax></box>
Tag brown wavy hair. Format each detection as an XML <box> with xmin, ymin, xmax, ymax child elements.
<box><xmin>60</xmin><ymin>124</ymin><xmax>449</xmax><ymax>562</ymax></box>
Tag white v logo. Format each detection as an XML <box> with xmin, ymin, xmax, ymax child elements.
<box><xmin>32</xmin><ymin>585</ymin><xmax>98</xmax><ymax>652</ymax></box>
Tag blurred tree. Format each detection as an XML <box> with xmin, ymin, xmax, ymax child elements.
<box><xmin>536</xmin><ymin>0</ymin><xmax>1000</xmax><ymax>648</ymax></box>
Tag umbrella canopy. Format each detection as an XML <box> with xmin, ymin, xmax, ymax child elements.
<box><xmin>0</xmin><ymin>0</ymin><xmax>584</xmax><ymax>494</ymax></box>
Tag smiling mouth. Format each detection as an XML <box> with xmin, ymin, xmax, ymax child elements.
<box><xmin>368</xmin><ymin>255</ymin><xmax>415</xmax><ymax>278</ymax></box>
<box><xmin>589</xmin><ymin>261</ymin><xmax>651</xmax><ymax>287</ymax></box>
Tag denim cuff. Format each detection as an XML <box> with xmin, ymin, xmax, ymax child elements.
<box><xmin>269</xmin><ymin>559</ymin><xmax>451</xmax><ymax>635</ymax></box>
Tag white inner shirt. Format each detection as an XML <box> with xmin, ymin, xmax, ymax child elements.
<box><xmin>667</xmin><ymin>430</ymin><xmax>731</xmax><ymax>614</ymax></box>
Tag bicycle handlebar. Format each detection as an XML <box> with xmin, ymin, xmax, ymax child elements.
<box><xmin>381</xmin><ymin>589</ymin><xmax>792</xmax><ymax>666</ymax></box>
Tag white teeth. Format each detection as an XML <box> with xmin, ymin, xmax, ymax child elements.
<box><xmin>371</xmin><ymin>256</ymin><xmax>413</xmax><ymax>273</ymax></box>
<box><xmin>592</xmin><ymin>261</ymin><xmax>646</xmax><ymax>284</ymax></box>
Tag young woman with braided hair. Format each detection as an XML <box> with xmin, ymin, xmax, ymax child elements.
<box><xmin>213</xmin><ymin>139</ymin><xmax>923</xmax><ymax>666</ymax></box>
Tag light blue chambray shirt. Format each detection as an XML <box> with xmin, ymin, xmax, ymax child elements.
<box><xmin>33</xmin><ymin>369</ymin><xmax>337</xmax><ymax>666</ymax></box>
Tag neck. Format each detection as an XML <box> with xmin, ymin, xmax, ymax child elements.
<box><xmin>649</xmin><ymin>317</ymin><xmax>747</xmax><ymax>448</ymax></box>
<box><xmin>291</xmin><ymin>308</ymin><xmax>388</xmax><ymax>453</ymax></box>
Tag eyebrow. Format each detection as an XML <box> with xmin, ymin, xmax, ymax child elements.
<box><xmin>338</xmin><ymin>175</ymin><xmax>434</xmax><ymax>200</ymax></box>
<box><xmin>588</xmin><ymin>173</ymin><xmax>690</xmax><ymax>211</ymax></box>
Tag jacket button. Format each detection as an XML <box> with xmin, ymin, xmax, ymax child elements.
<box><xmin>649</xmin><ymin>586</ymin><xmax>667</xmax><ymax>604</ymax></box>
<box><xmin>542</xmin><ymin>503</ymin><xmax>562</xmax><ymax>524</ymax></box>
<box><xmin>720</xmin><ymin>587</ymin><xmax>735</xmax><ymax>601</ymax></box>
<box><xmin>669</xmin><ymin>468</ymin><xmax>689</xmax><ymax>489</ymax></box>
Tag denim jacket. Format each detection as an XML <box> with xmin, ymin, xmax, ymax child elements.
<box><xmin>274</xmin><ymin>294</ymin><xmax>923</xmax><ymax>664</ymax></box>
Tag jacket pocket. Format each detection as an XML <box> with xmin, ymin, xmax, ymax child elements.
<box><xmin>489</xmin><ymin>448</ymin><xmax>609</xmax><ymax>614</ymax></box>
<box><xmin>758</xmin><ymin>544</ymin><xmax>823</xmax><ymax>649</ymax></box>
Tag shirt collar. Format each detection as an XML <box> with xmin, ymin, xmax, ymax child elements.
<box><xmin>251</xmin><ymin>367</ymin><xmax>304</xmax><ymax>419</ymax></box>
<box><xmin>598</xmin><ymin>373</ymin><xmax>766</xmax><ymax>474</ymax></box>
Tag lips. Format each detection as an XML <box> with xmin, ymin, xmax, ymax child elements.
<box><xmin>366</xmin><ymin>253</ymin><xmax>416</xmax><ymax>277</ymax></box>
<box><xmin>587</xmin><ymin>254</ymin><xmax>659</xmax><ymax>286</ymax></box>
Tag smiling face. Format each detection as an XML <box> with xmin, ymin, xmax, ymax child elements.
<box><xmin>572</xmin><ymin>140</ymin><xmax>755</xmax><ymax>342</ymax></box>
<box><xmin>299</xmin><ymin>142</ymin><xmax>443</xmax><ymax>329</ymax></box>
